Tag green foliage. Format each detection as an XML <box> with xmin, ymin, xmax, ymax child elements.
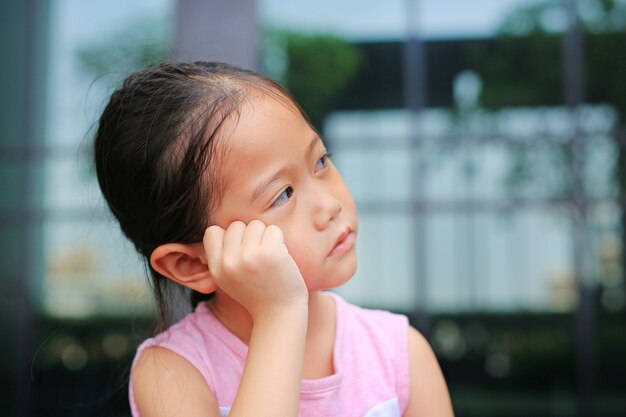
<box><xmin>467</xmin><ymin>35</ymin><xmax>562</xmax><ymax>109</ymax></box>
<box><xmin>586</xmin><ymin>33</ymin><xmax>626</xmax><ymax>116</ymax></box>
<box><xmin>464</xmin><ymin>0</ymin><xmax>626</xmax><ymax>200</ymax></box>
<box><xmin>263</xmin><ymin>30</ymin><xmax>363</xmax><ymax>127</ymax></box>
<box><xmin>469</xmin><ymin>0</ymin><xmax>626</xmax><ymax>112</ymax></box>
<box><xmin>498</xmin><ymin>0</ymin><xmax>626</xmax><ymax>35</ymax></box>
<box><xmin>497</xmin><ymin>0</ymin><xmax>565</xmax><ymax>36</ymax></box>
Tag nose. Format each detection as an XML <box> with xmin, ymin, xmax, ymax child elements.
<box><xmin>313</xmin><ymin>188</ymin><xmax>343</xmax><ymax>230</ymax></box>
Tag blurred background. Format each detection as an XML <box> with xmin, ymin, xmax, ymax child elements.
<box><xmin>1</xmin><ymin>0</ymin><xmax>625</xmax><ymax>416</ymax></box>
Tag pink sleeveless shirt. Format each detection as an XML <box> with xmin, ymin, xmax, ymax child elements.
<box><xmin>129</xmin><ymin>293</ymin><xmax>410</xmax><ymax>417</ymax></box>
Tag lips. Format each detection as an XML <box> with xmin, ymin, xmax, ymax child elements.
<box><xmin>328</xmin><ymin>228</ymin><xmax>355</xmax><ymax>257</ymax></box>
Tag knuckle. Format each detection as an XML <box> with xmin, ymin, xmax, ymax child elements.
<box><xmin>240</xmin><ymin>251</ymin><xmax>257</xmax><ymax>269</ymax></box>
<box><xmin>221</xmin><ymin>257</ymin><xmax>239</xmax><ymax>275</ymax></box>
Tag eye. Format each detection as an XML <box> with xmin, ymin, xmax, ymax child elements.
<box><xmin>271</xmin><ymin>186</ymin><xmax>293</xmax><ymax>208</ymax></box>
<box><xmin>315</xmin><ymin>152</ymin><xmax>332</xmax><ymax>171</ymax></box>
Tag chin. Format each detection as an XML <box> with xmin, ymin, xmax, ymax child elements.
<box><xmin>321</xmin><ymin>256</ymin><xmax>358</xmax><ymax>291</ymax></box>
<box><xmin>302</xmin><ymin>248</ymin><xmax>358</xmax><ymax>291</ymax></box>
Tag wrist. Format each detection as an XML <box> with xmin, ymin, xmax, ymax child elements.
<box><xmin>252</xmin><ymin>301</ymin><xmax>309</xmax><ymax>328</ymax></box>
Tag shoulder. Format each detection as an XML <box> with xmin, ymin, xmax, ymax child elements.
<box><xmin>136</xmin><ymin>302</ymin><xmax>224</xmax><ymax>367</ymax></box>
<box><xmin>403</xmin><ymin>327</ymin><xmax>455</xmax><ymax>417</ymax></box>
<box><xmin>333</xmin><ymin>293</ymin><xmax>409</xmax><ymax>356</ymax></box>
<box><xmin>330</xmin><ymin>293</ymin><xmax>412</xmax><ymax>410</ymax></box>
<box><xmin>132</xmin><ymin>347</ymin><xmax>220</xmax><ymax>417</ymax></box>
<box><xmin>333</xmin><ymin>292</ymin><xmax>408</xmax><ymax>331</ymax></box>
<box><xmin>129</xmin><ymin>305</ymin><xmax>228</xmax><ymax>416</ymax></box>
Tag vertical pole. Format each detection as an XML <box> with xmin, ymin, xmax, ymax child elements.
<box><xmin>404</xmin><ymin>0</ymin><xmax>429</xmax><ymax>335</ymax></box>
<box><xmin>563</xmin><ymin>0</ymin><xmax>595</xmax><ymax>416</ymax></box>
<box><xmin>13</xmin><ymin>0</ymin><xmax>39</xmax><ymax>415</ymax></box>
<box><xmin>174</xmin><ymin>0</ymin><xmax>259</xmax><ymax>70</ymax></box>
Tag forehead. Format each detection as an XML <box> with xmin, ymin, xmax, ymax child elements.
<box><xmin>217</xmin><ymin>95</ymin><xmax>315</xmax><ymax>188</ymax></box>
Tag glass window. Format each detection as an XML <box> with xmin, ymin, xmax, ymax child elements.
<box><xmin>42</xmin><ymin>0</ymin><xmax>174</xmax><ymax>318</ymax></box>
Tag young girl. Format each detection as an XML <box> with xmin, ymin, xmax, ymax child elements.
<box><xmin>94</xmin><ymin>61</ymin><xmax>453</xmax><ymax>417</ymax></box>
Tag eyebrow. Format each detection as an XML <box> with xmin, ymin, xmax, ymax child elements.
<box><xmin>251</xmin><ymin>135</ymin><xmax>322</xmax><ymax>203</ymax></box>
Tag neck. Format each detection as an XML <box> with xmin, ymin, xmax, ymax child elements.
<box><xmin>208</xmin><ymin>290</ymin><xmax>337</xmax><ymax>379</ymax></box>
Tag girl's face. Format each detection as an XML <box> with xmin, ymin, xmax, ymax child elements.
<box><xmin>211</xmin><ymin>95</ymin><xmax>358</xmax><ymax>291</ymax></box>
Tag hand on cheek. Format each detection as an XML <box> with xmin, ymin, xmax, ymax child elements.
<box><xmin>203</xmin><ymin>220</ymin><xmax>309</xmax><ymax>320</ymax></box>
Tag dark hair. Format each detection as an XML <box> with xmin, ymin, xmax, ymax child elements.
<box><xmin>94</xmin><ymin>61</ymin><xmax>309</xmax><ymax>332</ymax></box>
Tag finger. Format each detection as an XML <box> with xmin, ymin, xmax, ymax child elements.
<box><xmin>222</xmin><ymin>220</ymin><xmax>246</xmax><ymax>259</ymax></box>
<box><xmin>261</xmin><ymin>224</ymin><xmax>286</xmax><ymax>247</ymax></box>
<box><xmin>241</xmin><ymin>219</ymin><xmax>266</xmax><ymax>251</ymax></box>
<box><xmin>203</xmin><ymin>225</ymin><xmax>225</xmax><ymax>271</ymax></box>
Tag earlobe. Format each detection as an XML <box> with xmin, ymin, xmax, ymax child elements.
<box><xmin>150</xmin><ymin>243</ymin><xmax>218</xmax><ymax>294</ymax></box>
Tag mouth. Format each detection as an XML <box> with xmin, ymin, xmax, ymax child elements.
<box><xmin>328</xmin><ymin>227</ymin><xmax>356</xmax><ymax>257</ymax></box>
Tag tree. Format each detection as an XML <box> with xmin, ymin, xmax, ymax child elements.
<box><xmin>466</xmin><ymin>0</ymin><xmax>626</xmax><ymax>302</ymax></box>
<box><xmin>262</xmin><ymin>29</ymin><xmax>362</xmax><ymax>129</ymax></box>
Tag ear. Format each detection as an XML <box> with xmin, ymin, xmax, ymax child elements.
<box><xmin>150</xmin><ymin>243</ymin><xmax>217</xmax><ymax>294</ymax></box>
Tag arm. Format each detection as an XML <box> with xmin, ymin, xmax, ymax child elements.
<box><xmin>403</xmin><ymin>327</ymin><xmax>455</xmax><ymax>417</ymax></box>
<box><xmin>228</xmin><ymin>306</ymin><xmax>307</xmax><ymax>416</ymax></box>
<box><xmin>132</xmin><ymin>347</ymin><xmax>219</xmax><ymax>417</ymax></box>
<box><xmin>133</xmin><ymin>220</ymin><xmax>309</xmax><ymax>417</ymax></box>
<box><xmin>132</xmin><ymin>306</ymin><xmax>307</xmax><ymax>417</ymax></box>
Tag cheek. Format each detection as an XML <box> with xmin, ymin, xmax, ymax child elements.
<box><xmin>281</xmin><ymin>229</ymin><xmax>319</xmax><ymax>278</ymax></box>
<box><xmin>282</xmin><ymin>229</ymin><xmax>309</xmax><ymax>263</ymax></box>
